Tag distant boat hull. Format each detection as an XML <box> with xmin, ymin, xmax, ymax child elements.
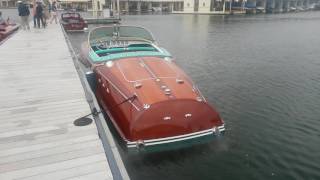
<box><xmin>60</xmin><ymin>12</ymin><xmax>88</xmax><ymax>32</ymax></box>
<box><xmin>0</xmin><ymin>23</ymin><xmax>19</xmax><ymax>43</ymax></box>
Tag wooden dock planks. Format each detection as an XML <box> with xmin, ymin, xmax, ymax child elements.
<box><xmin>0</xmin><ymin>24</ymin><xmax>113</xmax><ymax>180</ymax></box>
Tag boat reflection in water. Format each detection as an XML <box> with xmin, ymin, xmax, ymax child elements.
<box><xmin>80</xmin><ymin>25</ymin><xmax>225</xmax><ymax>152</ymax></box>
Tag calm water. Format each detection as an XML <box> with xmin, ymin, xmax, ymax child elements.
<box><xmin>75</xmin><ymin>13</ymin><xmax>320</xmax><ymax>180</ymax></box>
<box><xmin>117</xmin><ymin>13</ymin><xmax>320</xmax><ymax>180</ymax></box>
<box><xmin>4</xmin><ymin>9</ymin><xmax>319</xmax><ymax>180</ymax></box>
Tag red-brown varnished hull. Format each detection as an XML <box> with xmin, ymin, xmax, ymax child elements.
<box><xmin>92</xmin><ymin>56</ymin><xmax>224</xmax><ymax>143</ymax></box>
<box><xmin>129</xmin><ymin>99</ymin><xmax>221</xmax><ymax>141</ymax></box>
<box><xmin>62</xmin><ymin>22</ymin><xmax>87</xmax><ymax>31</ymax></box>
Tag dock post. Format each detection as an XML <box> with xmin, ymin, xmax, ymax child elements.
<box><xmin>297</xmin><ymin>0</ymin><xmax>302</xmax><ymax>8</ymax></box>
<box><xmin>271</xmin><ymin>0</ymin><xmax>276</xmax><ymax>12</ymax></box>
<box><xmin>112</xmin><ymin>0</ymin><xmax>116</xmax><ymax>13</ymax></box>
<box><xmin>304</xmin><ymin>0</ymin><xmax>309</xmax><ymax>8</ymax></box>
<box><xmin>223</xmin><ymin>0</ymin><xmax>226</xmax><ymax>13</ymax></box>
<box><xmin>285</xmin><ymin>0</ymin><xmax>290</xmax><ymax>12</ymax></box>
<box><xmin>251</xmin><ymin>0</ymin><xmax>257</xmax><ymax>13</ymax></box>
<box><xmin>180</xmin><ymin>2</ymin><xmax>183</xmax><ymax>11</ymax></box>
<box><xmin>275</xmin><ymin>0</ymin><xmax>283</xmax><ymax>12</ymax></box>
<box><xmin>125</xmin><ymin>1</ymin><xmax>129</xmax><ymax>12</ymax></box>
<box><xmin>169</xmin><ymin>2</ymin><xmax>174</xmax><ymax>12</ymax></box>
<box><xmin>293</xmin><ymin>0</ymin><xmax>297</xmax><ymax>8</ymax></box>
<box><xmin>280</xmin><ymin>0</ymin><xmax>283</xmax><ymax>12</ymax></box>
<box><xmin>117</xmin><ymin>0</ymin><xmax>120</xmax><ymax>17</ymax></box>
<box><xmin>148</xmin><ymin>2</ymin><xmax>152</xmax><ymax>10</ymax></box>
<box><xmin>137</xmin><ymin>1</ymin><xmax>141</xmax><ymax>12</ymax></box>
<box><xmin>282</xmin><ymin>0</ymin><xmax>287</xmax><ymax>12</ymax></box>
<box><xmin>266</xmin><ymin>0</ymin><xmax>276</xmax><ymax>13</ymax></box>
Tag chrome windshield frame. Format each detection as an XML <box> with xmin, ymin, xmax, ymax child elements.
<box><xmin>88</xmin><ymin>25</ymin><xmax>156</xmax><ymax>46</ymax></box>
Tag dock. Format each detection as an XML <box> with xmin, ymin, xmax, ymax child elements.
<box><xmin>0</xmin><ymin>24</ymin><xmax>128</xmax><ymax>180</ymax></box>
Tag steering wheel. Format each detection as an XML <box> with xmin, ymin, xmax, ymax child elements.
<box><xmin>96</xmin><ymin>40</ymin><xmax>107</xmax><ymax>50</ymax></box>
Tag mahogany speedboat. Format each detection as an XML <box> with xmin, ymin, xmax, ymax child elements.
<box><xmin>60</xmin><ymin>12</ymin><xmax>88</xmax><ymax>32</ymax></box>
<box><xmin>0</xmin><ymin>21</ymin><xmax>19</xmax><ymax>43</ymax></box>
<box><xmin>80</xmin><ymin>26</ymin><xmax>225</xmax><ymax>152</ymax></box>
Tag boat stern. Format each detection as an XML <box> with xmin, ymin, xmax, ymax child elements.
<box><xmin>126</xmin><ymin>124</ymin><xmax>225</xmax><ymax>153</ymax></box>
<box><xmin>126</xmin><ymin>99</ymin><xmax>225</xmax><ymax>152</ymax></box>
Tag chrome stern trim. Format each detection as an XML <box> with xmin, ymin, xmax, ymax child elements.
<box><xmin>126</xmin><ymin>124</ymin><xmax>225</xmax><ymax>149</ymax></box>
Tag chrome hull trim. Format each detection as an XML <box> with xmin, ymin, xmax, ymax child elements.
<box><xmin>127</xmin><ymin>124</ymin><xmax>225</xmax><ymax>148</ymax></box>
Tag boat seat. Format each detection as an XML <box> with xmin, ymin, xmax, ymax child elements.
<box><xmin>92</xmin><ymin>46</ymin><xmax>99</xmax><ymax>51</ymax></box>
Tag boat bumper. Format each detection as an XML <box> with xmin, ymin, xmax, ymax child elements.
<box><xmin>126</xmin><ymin>124</ymin><xmax>225</xmax><ymax>152</ymax></box>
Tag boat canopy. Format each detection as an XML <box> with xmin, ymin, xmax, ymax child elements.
<box><xmin>89</xmin><ymin>26</ymin><xmax>155</xmax><ymax>44</ymax></box>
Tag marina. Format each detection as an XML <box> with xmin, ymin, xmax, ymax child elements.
<box><xmin>0</xmin><ymin>6</ymin><xmax>320</xmax><ymax>180</ymax></box>
<box><xmin>107</xmin><ymin>12</ymin><xmax>320</xmax><ymax>180</ymax></box>
<box><xmin>1</xmin><ymin>0</ymin><xmax>320</xmax><ymax>15</ymax></box>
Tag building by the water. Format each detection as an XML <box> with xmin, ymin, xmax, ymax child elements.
<box><xmin>0</xmin><ymin>0</ymin><xmax>106</xmax><ymax>12</ymax></box>
<box><xmin>106</xmin><ymin>0</ymin><xmax>319</xmax><ymax>14</ymax></box>
<box><xmin>1</xmin><ymin>0</ymin><xmax>16</xmax><ymax>7</ymax></box>
<box><xmin>1</xmin><ymin>0</ymin><xmax>319</xmax><ymax>14</ymax></box>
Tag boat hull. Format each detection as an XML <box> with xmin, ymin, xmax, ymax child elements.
<box><xmin>82</xmin><ymin>26</ymin><xmax>225</xmax><ymax>152</ymax></box>
<box><xmin>0</xmin><ymin>23</ymin><xmax>19</xmax><ymax>43</ymax></box>
<box><xmin>62</xmin><ymin>23</ymin><xmax>88</xmax><ymax>32</ymax></box>
<box><xmin>89</xmin><ymin>57</ymin><xmax>225</xmax><ymax>151</ymax></box>
<box><xmin>96</xmin><ymin>86</ymin><xmax>225</xmax><ymax>152</ymax></box>
<box><xmin>61</xmin><ymin>13</ymin><xmax>88</xmax><ymax>32</ymax></box>
<box><xmin>127</xmin><ymin>125</ymin><xmax>225</xmax><ymax>152</ymax></box>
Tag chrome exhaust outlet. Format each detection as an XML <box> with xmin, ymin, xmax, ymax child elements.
<box><xmin>136</xmin><ymin>140</ymin><xmax>145</xmax><ymax>150</ymax></box>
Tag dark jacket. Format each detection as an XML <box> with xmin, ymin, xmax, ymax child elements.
<box><xmin>18</xmin><ymin>3</ymin><xmax>30</xmax><ymax>16</ymax></box>
<box><xmin>35</xmin><ymin>4</ymin><xmax>43</xmax><ymax>17</ymax></box>
<box><xmin>51</xmin><ymin>3</ymin><xmax>57</xmax><ymax>12</ymax></box>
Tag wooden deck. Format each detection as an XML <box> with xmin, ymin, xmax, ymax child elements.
<box><xmin>0</xmin><ymin>24</ymin><xmax>116</xmax><ymax>179</ymax></box>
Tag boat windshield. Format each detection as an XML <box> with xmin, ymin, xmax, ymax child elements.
<box><xmin>89</xmin><ymin>26</ymin><xmax>155</xmax><ymax>43</ymax></box>
<box><xmin>88</xmin><ymin>26</ymin><xmax>171</xmax><ymax>62</ymax></box>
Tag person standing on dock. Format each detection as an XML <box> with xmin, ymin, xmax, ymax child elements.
<box><xmin>35</xmin><ymin>2</ymin><xmax>45</xmax><ymax>28</ymax></box>
<box><xmin>32</xmin><ymin>0</ymin><xmax>37</xmax><ymax>28</ymax></box>
<box><xmin>17</xmin><ymin>1</ymin><xmax>30</xmax><ymax>30</ymax></box>
<box><xmin>43</xmin><ymin>4</ymin><xmax>50</xmax><ymax>26</ymax></box>
<box><xmin>50</xmin><ymin>1</ymin><xmax>58</xmax><ymax>24</ymax></box>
